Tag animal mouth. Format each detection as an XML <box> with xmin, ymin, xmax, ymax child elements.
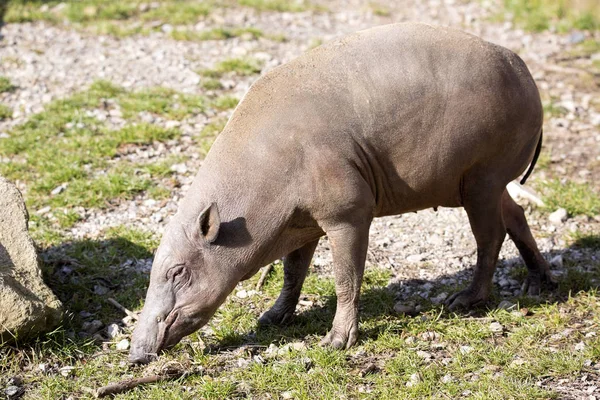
<box><xmin>156</xmin><ymin>309</ymin><xmax>180</xmax><ymax>352</ymax></box>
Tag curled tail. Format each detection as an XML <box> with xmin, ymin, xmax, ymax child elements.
<box><xmin>520</xmin><ymin>130</ymin><xmax>543</xmax><ymax>185</ymax></box>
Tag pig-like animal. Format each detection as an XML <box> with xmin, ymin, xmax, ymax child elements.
<box><xmin>130</xmin><ymin>23</ymin><xmax>555</xmax><ymax>363</ymax></box>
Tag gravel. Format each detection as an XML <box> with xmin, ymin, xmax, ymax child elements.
<box><xmin>0</xmin><ymin>1</ymin><xmax>598</xmax><ymax>395</ymax></box>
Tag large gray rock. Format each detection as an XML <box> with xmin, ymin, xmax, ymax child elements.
<box><xmin>0</xmin><ymin>177</ymin><xmax>62</xmax><ymax>343</ymax></box>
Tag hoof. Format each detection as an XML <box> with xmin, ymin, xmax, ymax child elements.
<box><xmin>258</xmin><ymin>307</ymin><xmax>294</xmax><ymax>326</ymax></box>
<box><xmin>445</xmin><ymin>288</ymin><xmax>487</xmax><ymax>311</ymax></box>
<box><xmin>319</xmin><ymin>323</ymin><xmax>358</xmax><ymax>350</ymax></box>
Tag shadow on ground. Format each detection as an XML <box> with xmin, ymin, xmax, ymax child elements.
<box><xmin>217</xmin><ymin>233</ymin><xmax>600</xmax><ymax>350</ymax></box>
<box><xmin>18</xmin><ymin>237</ymin><xmax>155</xmax><ymax>349</ymax></box>
<box><xmin>5</xmin><ymin>233</ymin><xmax>599</xmax><ymax>354</ymax></box>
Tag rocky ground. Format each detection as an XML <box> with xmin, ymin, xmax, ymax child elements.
<box><xmin>0</xmin><ymin>0</ymin><xmax>599</xmax><ymax>398</ymax></box>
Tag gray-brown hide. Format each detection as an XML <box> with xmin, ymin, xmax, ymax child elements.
<box><xmin>130</xmin><ymin>23</ymin><xmax>555</xmax><ymax>363</ymax></box>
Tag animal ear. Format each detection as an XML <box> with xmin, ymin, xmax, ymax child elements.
<box><xmin>198</xmin><ymin>202</ymin><xmax>220</xmax><ymax>243</ymax></box>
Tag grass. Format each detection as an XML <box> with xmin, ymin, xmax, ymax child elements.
<box><xmin>200</xmin><ymin>57</ymin><xmax>263</xmax><ymax>78</ymax></box>
<box><xmin>0</xmin><ymin>104</ymin><xmax>12</xmax><ymax>120</ymax></box>
<box><xmin>3</xmin><ymin>251</ymin><xmax>600</xmax><ymax>398</ymax></box>
<box><xmin>237</xmin><ymin>0</ymin><xmax>312</xmax><ymax>12</ymax></box>
<box><xmin>197</xmin><ymin>117</ymin><xmax>228</xmax><ymax>156</ymax></box>
<box><xmin>5</xmin><ymin>0</ymin><xmax>213</xmax><ymax>26</ymax></box>
<box><xmin>4</xmin><ymin>0</ymin><xmax>314</xmax><ymax>38</ymax></box>
<box><xmin>170</xmin><ymin>26</ymin><xmax>263</xmax><ymax>42</ymax></box>
<box><xmin>370</xmin><ymin>2</ymin><xmax>391</xmax><ymax>16</ymax></box>
<box><xmin>0</xmin><ymin>80</ymin><xmax>210</xmax><ymax>214</ymax></box>
<box><xmin>500</xmin><ymin>0</ymin><xmax>600</xmax><ymax>32</ymax></box>
<box><xmin>0</xmin><ymin>76</ymin><xmax>15</xmax><ymax>93</ymax></box>
<box><xmin>541</xmin><ymin>179</ymin><xmax>600</xmax><ymax>216</ymax></box>
<box><xmin>212</xmin><ymin>95</ymin><xmax>239</xmax><ymax>111</ymax></box>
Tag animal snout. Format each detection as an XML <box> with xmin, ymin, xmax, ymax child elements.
<box><xmin>128</xmin><ymin>349</ymin><xmax>156</xmax><ymax>365</ymax></box>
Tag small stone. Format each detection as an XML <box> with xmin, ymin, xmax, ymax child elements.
<box><xmin>568</xmin><ymin>31</ymin><xmax>586</xmax><ymax>44</ymax></box>
<box><xmin>265</xmin><ymin>343</ymin><xmax>278</xmax><ymax>356</ymax></box>
<box><xmin>430</xmin><ymin>292</ymin><xmax>448</xmax><ymax>304</ymax></box>
<box><xmin>38</xmin><ymin>363</ymin><xmax>47</xmax><ymax>372</ymax></box>
<box><xmin>50</xmin><ymin>184</ymin><xmax>67</xmax><ymax>195</ymax></box>
<box><xmin>460</xmin><ymin>345</ymin><xmax>473</xmax><ymax>354</ymax></box>
<box><xmin>281</xmin><ymin>391</ymin><xmax>294</xmax><ymax>399</ymax></box>
<box><xmin>170</xmin><ymin>163</ymin><xmax>188</xmax><ymax>174</ymax></box>
<box><xmin>236</xmin><ymin>358</ymin><xmax>250</xmax><ymax>368</ymax></box>
<box><xmin>497</xmin><ymin>300</ymin><xmax>515</xmax><ymax>310</ymax></box>
<box><xmin>511</xmin><ymin>358</ymin><xmax>526</xmax><ymax>366</ymax></box>
<box><xmin>489</xmin><ymin>322</ymin><xmax>504</xmax><ymax>333</ymax></box>
<box><xmin>550</xmin><ymin>254</ymin><xmax>563</xmax><ymax>268</ymax></box>
<box><xmin>162</xmin><ymin>24</ymin><xmax>173</xmax><ymax>33</ymax></box>
<box><xmin>36</xmin><ymin>206</ymin><xmax>51</xmax><ymax>215</ymax></box>
<box><xmin>575</xmin><ymin>342</ymin><xmax>586</xmax><ymax>351</ymax></box>
<box><xmin>106</xmin><ymin>323</ymin><xmax>121</xmax><ymax>339</ymax></box>
<box><xmin>253</xmin><ymin>355</ymin><xmax>265</xmax><ymax>364</ymax></box>
<box><xmin>291</xmin><ymin>342</ymin><xmax>307</xmax><ymax>351</ymax></box>
<box><xmin>60</xmin><ymin>366</ymin><xmax>75</xmax><ymax>377</ymax></box>
<box><xmin>441</xmin><ymin>374</ymin><xmax>453</xmax><ymax>383</ymax></box>
<box><xmin>417</xmin><ymin>350</ymin><xmax>432</xmax><ymax>360</ymax></box>
<box><xmin>406</xmin><ymin>372</ymin><xmax>420</xmax><ymax>387</ymax></box>
<box><xmin>108</xmin><ymin>108</ymin><xmax>122</xmax><ymax>118</ymax></box>
<box><xmin>393</xmin><ymin>302</ymin><xmax>416</xmax><ymax>316</ymax></box>
<box><xmin>236</xmin><ymin>289</ymin><xmax>248</xmax><ymax>299</ymax></box>
<box><xmin>5</xmin><ymin>386</ymin><xmax>22</xmax><ymax>398</ymax></box>
<box><xmin>165</xmin><ymin>120</ymin><xmax>180</xmax><ymax>129</ymax></box>
<box><xmin>93</xmin><ymin>284</ymin><xmax>109</xmax><ymax>295</ymax></box>
<box><xmin>407</xmin><ymin>254</ymin><xmax>424</xmax><ymax>263</ymax></box>
<box><xmin>420</xmin><ymin>331</ymin><xmax>439</xmax><ymax>341</ymax></box>
<box><xmin>116</xmin><ymin>339</ymin><xmax>130</xmax><ymax>351</ymax></box>
<box><xmin>549</xmin><ymin>208</ymin><xmax>568</xmax><ymax>224</ymax></box>
<box><xmin>83</xmin><ymin>319</ymin><xmax>103</xmax><ymax>333</ymax></box>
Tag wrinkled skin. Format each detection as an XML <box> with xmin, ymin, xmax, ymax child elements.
<box><xmin>129</xmin><ymin>23</ymin><xmax>556</xmax><ymax>364</ymax></box>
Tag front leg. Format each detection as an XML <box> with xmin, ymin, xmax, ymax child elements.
<box><xmin>320</xmin><ymin>220</ymin><xmax>371</xmax><ymax>349</ymax></box>
<box><xmin>259</xmin><ymin>240</ymin><xmax>319</xmax><ymax>326</ymax></box>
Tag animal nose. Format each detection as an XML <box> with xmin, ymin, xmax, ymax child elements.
<box><xmin>128</xmin><ymin>351</ymin><xmax>152</xmax><ymax>365</ymax></box>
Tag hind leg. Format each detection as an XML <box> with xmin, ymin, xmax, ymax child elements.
<box><xmin>502</xmin><ymin>190</ymin><xmax>557</xmax><ymax>295</ymax></box>
<box><xmin>447</xmin><ymin>185</ymin><xmax>506</xmax><ymax>310</ymax></box>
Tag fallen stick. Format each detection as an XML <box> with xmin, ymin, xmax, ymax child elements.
<box><xmin>107</xmin><ymin>297</ymin><xmax>139</xmax><ymax>320</ymax></box>
<box><xmin>96</xmin><ymin>372</ymin><xmax>185</xmax><ymax>398</ymax></box>
<box><xmin>255</xmin><ymin>264</ymin><xmax>273</xmax><ymax>291</ymax></box>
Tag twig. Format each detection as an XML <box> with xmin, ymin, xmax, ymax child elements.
<box><xmin>107</xmin><ymin>297</ymin><xmax>139</xmax><ymax>320</ymax></box>
<box><xmin>95</xmin><ymin>372</ymin><xmax>185</xmax><ymax>398</ymax></box>
<box><xmin>255</xmin><ymin>264</ymin><xmax>273</xmax><ymax>291</ymax></box>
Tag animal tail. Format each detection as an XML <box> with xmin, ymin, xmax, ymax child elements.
<box><xmin>519</xmin><ymin>129</ymin><xmax>543</xmax><ymax>185</ymax></box>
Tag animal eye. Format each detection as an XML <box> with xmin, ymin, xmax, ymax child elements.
<box><xmin>167</xmin><ymin>265</ymin><xmax>186</xmax><ymax>281</ymax></box>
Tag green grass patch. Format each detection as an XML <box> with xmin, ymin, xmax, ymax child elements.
<box><xmin>0</xmin><ymin>104</ymin><xmax>12</xmax><ymax>120</ymax></box>
<box><xmin>201</xmin><ymin>78</ymin><xmax>223</xmax><ymax>90</ymax></box>
<box><xmin>570</xmin><ymin>231</ymin><xmax>600</xmax><ymax>249</ymax></box>
<box><xmin>237</xmin><ymin>0</ymin><xmax>312</xmax><ymax>12</ymax></box>
<box><xmin>500</xmin><ymin>0</ymin><xmax>600</xmax><ymax>32</ymax></box>
<box><xmin>0</xmin><ymin>80</ymin><xmax>205</xmax><ymax>212</ymax></box>
<box><xmin>0</xmin><ymin>76</ymin><xmax>15</xmax><ymax>93</ymax></box>
<box><xmin>5</xmin><ymin>0</ymin><xmax>214</xmax><ymax>27</ymax></box>
<box><xmin>541</xmin><ymin>179</ymin><xmax>600</xmax><ymax>216</ymax></box>
<box><xmin>118</xmin><ymin>86</ymin><xmax>206</xmax><ymax>120</ymax></box>
<box><xmin>170</xmin><ymin>26</ymin><xmax>263</xmax><ymax>41</ymax></box>
<box><xmin>3</xmin><ymin>253</ymin><xmax>600</xmax><ymax>399</ymax></box>
<box><xmin>211</xmin><ymin>95</ymin><xmax>239</xmax><ymax>111</ymax></box>
<box><xmin>197</xmin><ymin>117</ymin><xmax>228</xmax><ymax>156</ymax></box>
<box><xmin>370</xmin><ymin>2</ymin><xmax>391</xmax><ymax>16</ymax></box>
<box><xmin>543</xmin><ymin>100</ymin><xmax>567</xmax><ymax>118</ymax></box>
<box><xmin>201</xmin><ymin>57</ymin><xmax>263</xmax><ymax>78</ymax></box>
